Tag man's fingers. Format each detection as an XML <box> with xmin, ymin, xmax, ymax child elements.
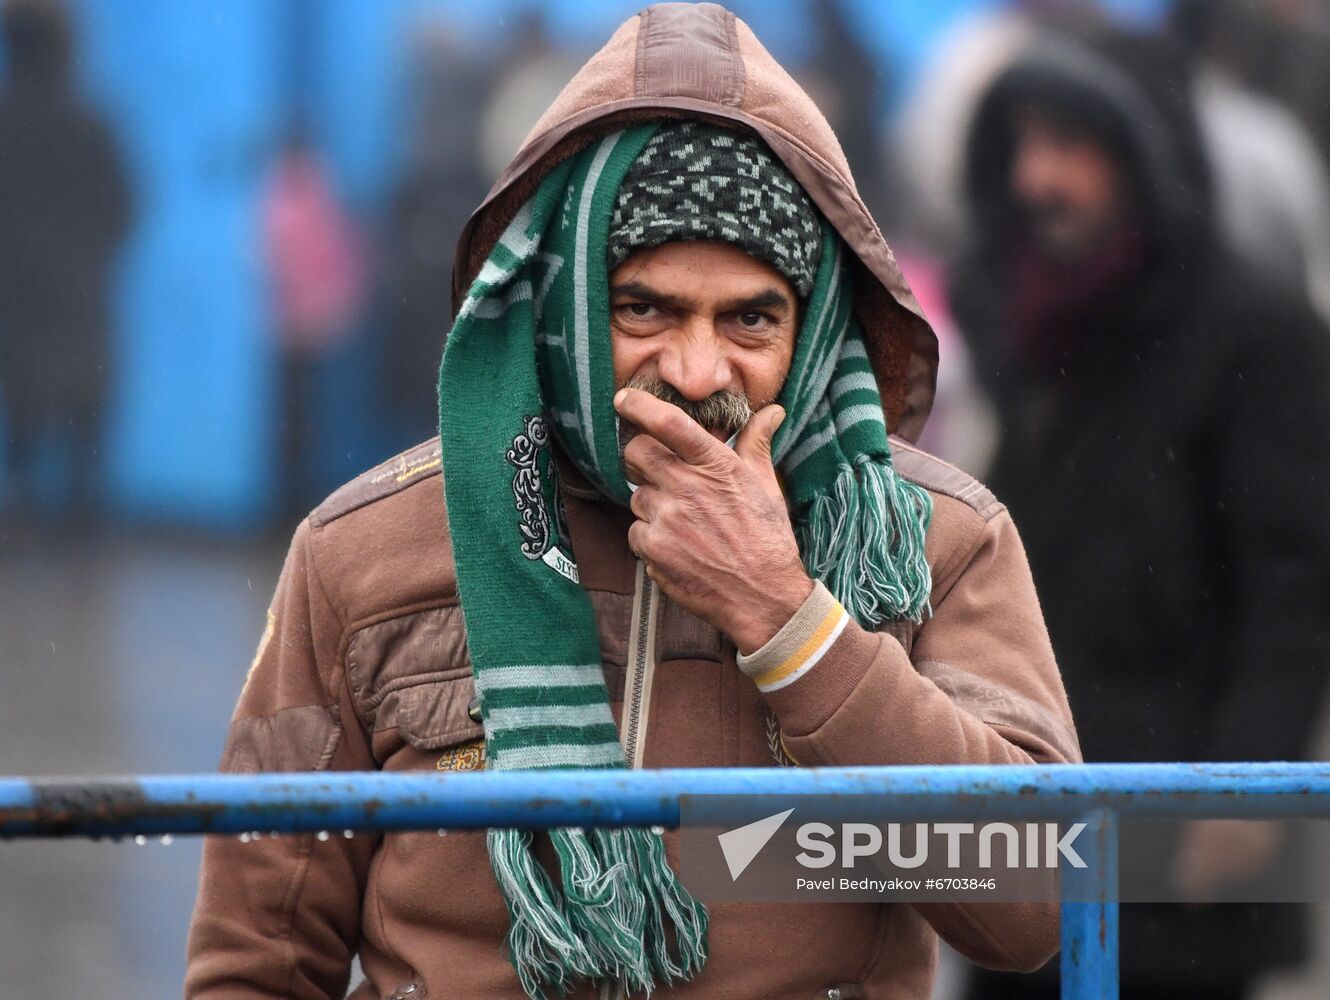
<box><xmin>735</xmin><ymin>404</ymin><xmax>785</xmax><ymax>468</ymax></box>
<box><xmin>1172</xmin><ymin>819</ymin><xmax>1284</xmax><ymax>896</ymax></box>
<box><xmin>736</xmin><ymin>404</ymin><xmax>787</xmax><ymax>508</ymax></box>
<box><xmin>627</xmin><ymin>518</ymin><xmax>650</xmax><ymax>560</ymax></box>
<box><xmin>622</xmin><ymin>433</ymin><xmax>682</xmax><ymax>488</ymax></box>
<box><xmin>628</xmin><ymin>483</ymin><xmax>661</xmax><ymax>523</ymax></box>
<box><xmin>615</xmin><ymin>387</ymin><xmax>727</xmax><ymax>466</ymax></box>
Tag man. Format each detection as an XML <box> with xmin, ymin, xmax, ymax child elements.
<box><xmin>952</xmin><ymin>27</ymin><xmax>1330</xmax><ymax>1000</ymax></box>
<box><xmin>186</xmin><ymin>5</ymin><xmax>1079</xmax><ymax>998</ymax></box>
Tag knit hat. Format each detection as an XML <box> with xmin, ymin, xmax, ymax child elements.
<box><xmin>606</xmin><ymin>120</ymin><xmax>822</xmax><ymax>297</ymax></box>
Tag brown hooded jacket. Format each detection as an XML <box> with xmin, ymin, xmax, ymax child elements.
<box><xmin>185</xmin><ymin>5</ymin><xmax>1080</xmax><ymax>998</ymax></box>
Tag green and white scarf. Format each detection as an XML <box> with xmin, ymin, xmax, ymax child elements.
<box><xmin>439</xmin><ymin>123</ymin><xmax>932</xmax><ymax>998</ymax></box>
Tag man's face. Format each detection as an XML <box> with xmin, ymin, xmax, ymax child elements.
<box><xmin>609</xmin><ymin>240</ymin><xmax>799</xmax><ymax>446</ymax></box>
<box><xmin>1009</xmin><ymin>108</ymin><xmax>1126</xmax><ymax>262</ymax></box>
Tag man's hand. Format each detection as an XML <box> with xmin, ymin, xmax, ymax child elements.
<box><xmin>1169</xmin><ymin>819</ymin><xmax>1285</xmax><ymax>898</ymax></box>
<box><xmin>614</xmin><ymin>387</ymin><xmax>814</xmax><ymax>654</ymax></box>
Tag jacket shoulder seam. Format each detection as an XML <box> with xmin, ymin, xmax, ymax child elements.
<box><xmin>889</xmin><ymin>436</ymin><xmax>1005</xmax><ymax>522</ymax></box>
<box><xmin>301</xmin><ymin>517</ymin><xmax>350</xmax><ymax>708</ymax></box>
<box><xmin>310</xmin><ymin>437</ymin><xmax>442</xmax><ymax>528</ymax></box>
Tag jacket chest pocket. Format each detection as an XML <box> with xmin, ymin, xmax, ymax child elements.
<box><xmin>346</xmin><ymin>605</ymin><xmax>487</xmax><ymax>767</ymax></box>
<box><xmin>370</xmin><ymin>674</ymin><xmax>486</xmax><ymax>768</ymax></box>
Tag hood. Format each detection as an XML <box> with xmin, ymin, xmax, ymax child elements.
<box><xmin>964</xmin><ymin>26</ymin><xmax>1213</xmax><ymax>267</ymax></box>
<box><xmin>450</xmin><ymin>2</ymin><xmax>937</xmax><ymax>442</ymax></box>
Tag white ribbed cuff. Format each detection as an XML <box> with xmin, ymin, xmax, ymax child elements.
<box><xmin>736</xmin><ymin>581</ymin><xmax>849</xmax><ymax>693</ymax></box>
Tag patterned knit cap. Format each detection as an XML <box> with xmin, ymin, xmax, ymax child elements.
<box><xmin>605</xmin><ymin>120</ymin><xmax>822</xmax><ymax>297</ymax></box>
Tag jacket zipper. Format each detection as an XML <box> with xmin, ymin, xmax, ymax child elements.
<box><xmin>620</xmin><ymin>559</ymin><xmax>659</xmax><ymax>770</ymax></box>
<box><xmin>599</xmin><ymin>559</ymin><xmax>660</xmax><ymax>1000</ymax></box>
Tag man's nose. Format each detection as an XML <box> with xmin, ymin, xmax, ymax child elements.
<box><xmin>1011</xmin><ymin>137</ymin><xmax>1060</xmax><ymax>202</ymax></box>
<box><xmin>656</xmin><ymin>322</ymin><xmax>734</xmax><ymax>401</ymax></box>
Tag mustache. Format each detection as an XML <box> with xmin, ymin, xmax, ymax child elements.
<box><xmin>621</xmin><ymin>373</ymin><xmax>753</xmax><ymax>439</ymax></box>
<box><xmin>1019</xmin><ymin>196</ymin><xmax>1074</xmax><ymax>228</ymax></box>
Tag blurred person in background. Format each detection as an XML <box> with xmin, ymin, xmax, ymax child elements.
<box><xmin>797</xmin><ymin>0</ymin><xmax>897</xmax><ymax>234</ymax></box>
<box><xmin>0</xmin><ymin>0</ymin><xmax>131</xmax><ymax>526</ymax></box>
<box><xmin>1173</xmin><ymin>0</ymin><xmax>1330</xmax><ymax>171</ymax></box>
<box><xmin>262</xmin><ymin>128</ymin><xmax>367</xmax><ymax>524</ymax></box>
<box><xmin>476</xmin><ymin>7</ymin><xmax>581</xmax><ymax>183</ymax></box>
<box><xmin>1172</xmin><ymin>0</ymin><xmax>1330</xmax><ymax>324</ymax></box>
<box><xmin>952</xmin><ymin>26</ymin><xmax>1330</xmax><ymax>1000</ymax></box>
<box><xmin>891</xmin><ymin>0</ymin><xmax>1103</xmax><ymax>257</ymax></box>
<box><xmin>381</xmin><ymin>23</ymin><xmax>493</xmax><ymax>446</ymax></box>
<box><xmin>895</xmin><ymin>0</ymin><xmax>1330</xmax><ymax>327</ymax></box>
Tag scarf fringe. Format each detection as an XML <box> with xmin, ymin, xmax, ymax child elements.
<box><xmin>796</xmin><ymin>456</ymin><xmax>933</xmax><ymax>627</ymax></box>
<box><xmin>489</xmin><ymin>828</ymin><xmax>597</xmax><ymax>999</ymax></box>
<box><xmin>629</xmin><ymin>826</ymin><xmax>709</xmax><ymax>984</ymax></box>
<box><xmin>553</xmin><ymin>827</ymin><xmax>649</xmax><ymax>991</ymax></box>
<box><xmin>493</xmin><ymin>825</ymin><xmax>709</xmax><ymax>998</ymax></box>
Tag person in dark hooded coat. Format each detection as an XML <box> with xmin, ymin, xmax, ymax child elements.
<box><xmin>951</xmin><ymin>26</ymin><xmax>1330</xmax><ymax>1000</ymax></box>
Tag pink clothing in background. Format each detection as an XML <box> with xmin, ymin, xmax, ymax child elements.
<box><xmin>263</xmin><ymin>150</ymin><xmax>366</xmax><ymax>356</ymax></box>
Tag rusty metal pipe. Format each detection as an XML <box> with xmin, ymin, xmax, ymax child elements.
<box><xmin>2</xmin><ymin>762</ymin><xmax>1328</xmax><ymax>840</ymax></box>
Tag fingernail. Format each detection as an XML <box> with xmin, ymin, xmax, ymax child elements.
<box><xmin>773</xmin><ymin>406</ymin><xmax>786</xmax><ymax>430</ymax></box>
<box><xmin>614</xmin><ymin>388</ymin><xmax>627</xmax><ymax>408</ymax></box>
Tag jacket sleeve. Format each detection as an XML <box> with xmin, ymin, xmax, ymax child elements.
<box><xmin>185</xmin><ymin>517</ymin><xmax>380</xmax><ymax>999</ymax></box>
<box><xmin>739</xmin><ymin>503</ymin><xmax>1080</xmax><ymax>973</ymax></box>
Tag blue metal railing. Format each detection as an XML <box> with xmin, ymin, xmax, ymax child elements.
<box><xmin>3</xmin><ymin>762</ymin><xmax>1327</xmax><ymax>998</ymax></box>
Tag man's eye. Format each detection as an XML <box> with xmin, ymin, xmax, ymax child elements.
<box><xmin>737</xmin><ymin>311</ymin><xmax>770</xmax><ymax>329</ymax></box>
<box><xmin>621</xmin><ymin>303</ymin><xmax>658</xmax><ymax>319</ymax></box>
